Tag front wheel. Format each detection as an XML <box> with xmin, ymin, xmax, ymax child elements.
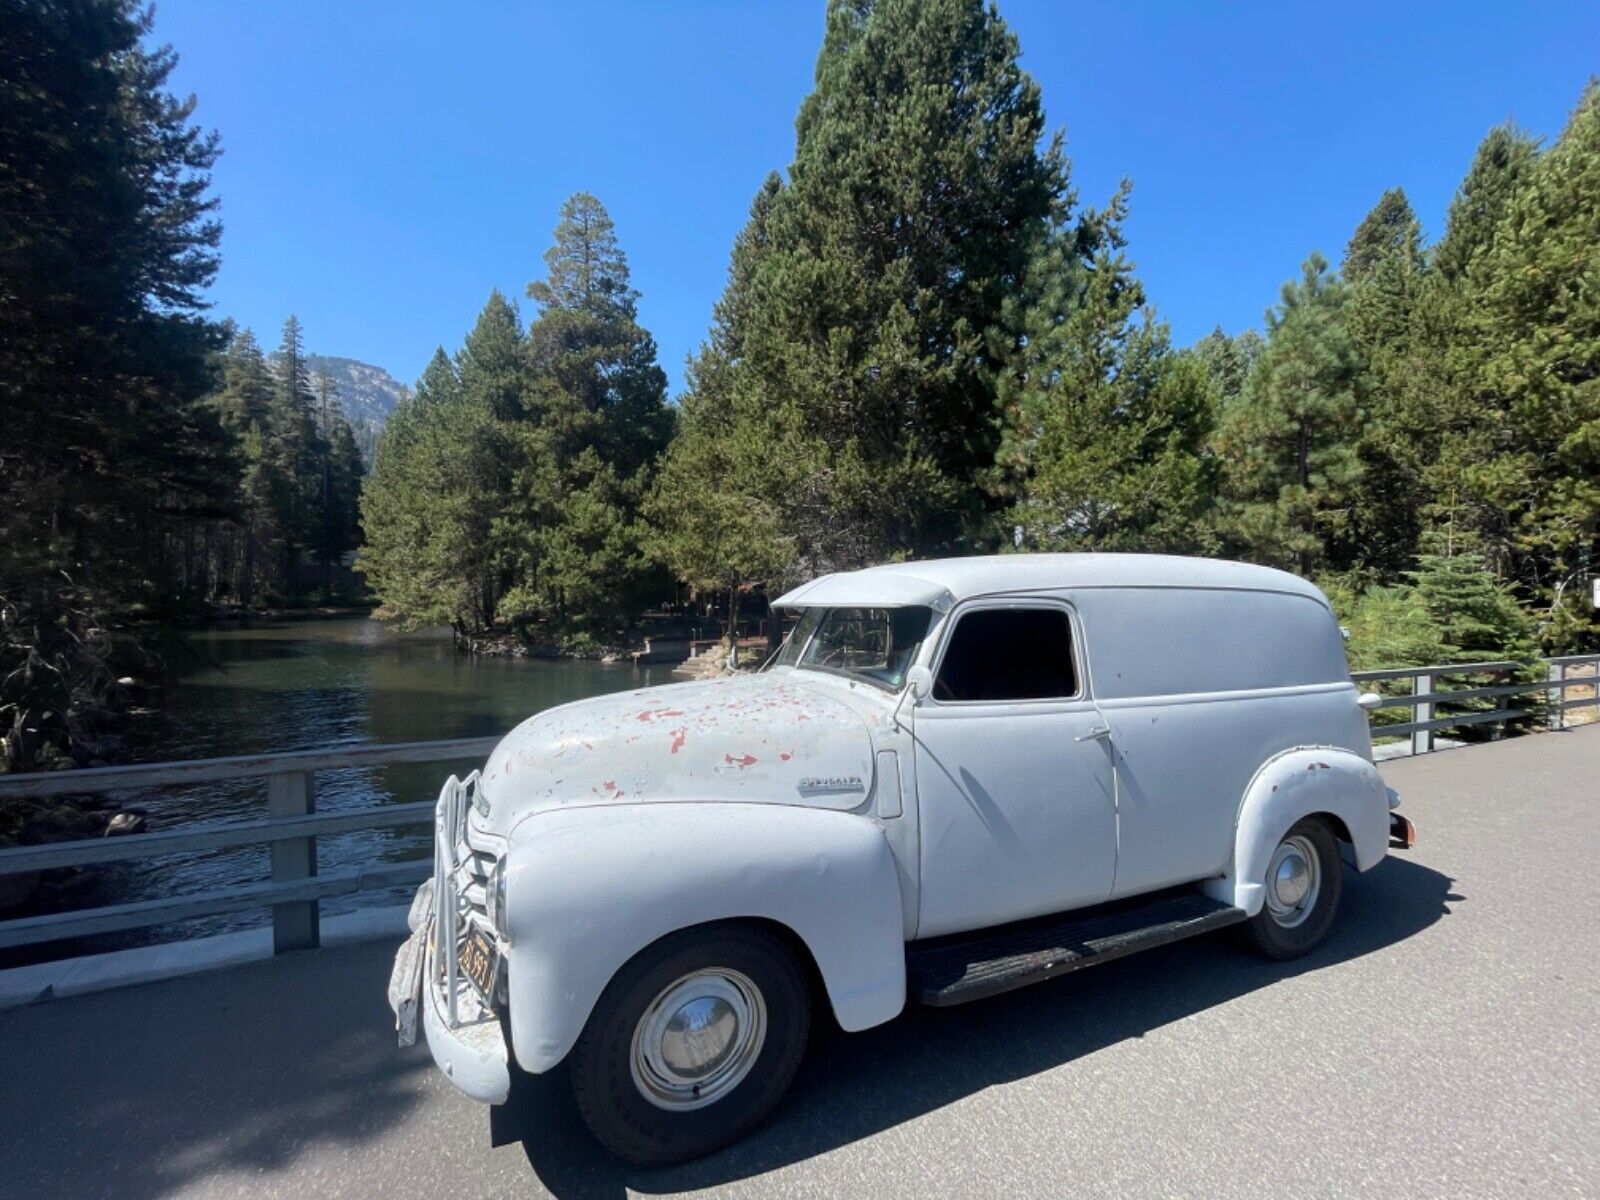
<box><xmin>568</xmin><ymin>924</ymin><xmax>811</xmax><ymax>1165</ymax></box>
<box><xmin>1245</xmin><ymin>816</ymin><xmax>1342</xmax><ymax>959</ymax></box>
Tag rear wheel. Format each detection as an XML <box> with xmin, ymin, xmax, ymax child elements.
<box><xmin>569</xmin><ymin>924</ymin><xmax>810</xmax><ymax>1166</ymax></box>
<box><xmin>1246</xmin><ymin>816</ymin><xmax>1342</xmax><ymax>959</ymax></box>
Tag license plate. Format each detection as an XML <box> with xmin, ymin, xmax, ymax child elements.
<box><xmin>459</xmin><ymin>925</ymin><xmax>499</xmax><ymax>1003</ymax></box>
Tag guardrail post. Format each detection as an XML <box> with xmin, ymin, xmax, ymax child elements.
<box><xmin>1548</xmin><ymin>661</ymin><xmax>1566</xmax><ymax>731</ymax></box>
<box><xmin>1412</xmin><ymin>671</ymin><xmax>1433</xmax><ymax>756</ymax></box>
<box><xmin>267</xmin><ymin>770</ymin><xmax>318</xmax><ymax>952</ymax></box>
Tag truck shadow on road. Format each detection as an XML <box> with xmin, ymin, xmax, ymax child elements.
<box><xmin>516</xmin><ymin>855</ymin><xmax>1457</xmax><ymax>1199</ymax></box>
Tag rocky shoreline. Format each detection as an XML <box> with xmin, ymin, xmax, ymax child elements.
<box><xmin>1</xmin><ymin>675</ymin><xmax>158</xmax><ymax>914</ymax></box>
<box><xmin>0</xmin><ymin>794</ymin><xmax>149</xmax><ymax>912</ymax></box>
<box><xmin>458</xmin><ymin>630</ymin><xmax>635</xmax><ymax>662</ymax></box>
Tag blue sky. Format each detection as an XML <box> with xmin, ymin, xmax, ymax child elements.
<box><xmin>157</xmin><ymin>0</ymin><xmax>1600</xmax><ymax>395</ymax></box>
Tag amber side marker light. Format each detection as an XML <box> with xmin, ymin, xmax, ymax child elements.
<box><xmin>1389</xmin><ymin>813</ymin><xmax>1417</xmax><ymax>850</ymax></box>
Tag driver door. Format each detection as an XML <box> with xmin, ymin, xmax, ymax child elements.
<box><xmin>912</xmin><ymin>599</ymin><xmax>1117</xmax><ymax>939</ymax></box>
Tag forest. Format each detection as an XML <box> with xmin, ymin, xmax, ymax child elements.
<box><xmin>362</xmin><ymin>0</ymin><xmax>1599</xmax><ymax>672</ymax></box>
<box><xmin>3</xmin><ymin>0</ymin><xmax>1598</xmax><ymax>773</ymax></box>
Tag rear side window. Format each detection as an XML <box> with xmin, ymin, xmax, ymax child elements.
<box><xmin>934</xmin><ymin>608</ymin><xmax>1078</xmax><ymax>702</ymax></box>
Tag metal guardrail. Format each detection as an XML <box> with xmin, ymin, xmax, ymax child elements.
<box><xmin>0</xmin><ymin>653</ymin><xmax>1596</xmax><ymax>956</ymax></box>
<box><xmin>1351</xmin><ymin>653</ymin><xmax>1600</xmax><ymax>756</ymax></box>
<box><xmin>0</xmin><ymin>737</ymin><xmax>499</xmax><ymax>954</ymax></box>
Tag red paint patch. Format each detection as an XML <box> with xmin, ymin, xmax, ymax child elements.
<box><xmin>724</xmin><ymin>753</ymin><xmax>758</xmax><ymax>769</ymax></box>
<box><xmin>669</xmin><ymin>728</ymin><xmax>687</xmax><ymax>754</ymax></box>
<box><xmin>780</xmin><ymin>752</ymin><xmax>793</xmax><ymax>762</ymax></box>
<box><xmin>637</xmin><ymin>707</ymin><xmax>687</xmax><ymax>722</ymax></box>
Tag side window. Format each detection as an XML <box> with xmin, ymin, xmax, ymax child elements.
<box><xmin>933</xmin><ymin>607</ymin><xmax>1078</xmax><ymax>702</ymax></box>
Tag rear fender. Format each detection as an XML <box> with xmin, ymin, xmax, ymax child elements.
<box><xmin>1202</xmin><ymin>747</ymin><xmax>1389</xmax><ymax>917</ymax></box>
<box><xmin>499</xmin><ymin>802</ymin><xmax>906</xmax><ymax>1073</ymax></box>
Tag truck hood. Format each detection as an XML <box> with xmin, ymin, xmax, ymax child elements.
<box><xmin>474</xmin><ymin>673</ymin><xmax>881</xmax><ymax>837</ymax></box>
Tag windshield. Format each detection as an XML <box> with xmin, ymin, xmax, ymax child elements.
<box><xmin>772</xmin><ymin>606</ymin><xmax>934</xmax><ymax>690</ymax></box>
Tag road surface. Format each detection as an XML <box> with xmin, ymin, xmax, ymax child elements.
<box><xmin>2</xmin><ymin>726</ymin><xmax>1596</xmax><ymax>1198</ymax></box>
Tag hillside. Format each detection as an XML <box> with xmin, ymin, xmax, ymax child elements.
<box><xmin>267</xmin><ymin>351</ymin><xmax>407</xmax><ymax>463</ymax></box>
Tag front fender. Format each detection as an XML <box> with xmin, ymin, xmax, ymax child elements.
<box><xmin>1202</xmin><ymin>747</ymin><xmax>1389</xmax><ymax>917</ymax></box>
<box><xmin>500</xmin><ymin>802</ymin><xmax>907</xmax><ymax>1073</ymax></box>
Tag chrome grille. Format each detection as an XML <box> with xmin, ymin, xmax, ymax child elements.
<box><xmin>434</xmin><ymin>771</ymin><xmax>504</xmax><ymax>1025</ymax></box>
<box><xmin>456</xmin><ymin>848</ymin><xmax>496</xmax><ymax>921</ymax></box>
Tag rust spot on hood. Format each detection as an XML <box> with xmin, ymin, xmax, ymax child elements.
<box><xmin>724</xmin><ymin>753</ymin><xmax>758</xmax><ymax>769</ymax></box>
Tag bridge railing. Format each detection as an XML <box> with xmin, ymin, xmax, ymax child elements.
<box><xmin>0</xmin><ymin>737</ymin><xmax>498</xmax><ymax>955</ymax></box>
<box><xmin>0</xmin><ymin>652</ymin><xmax>1596</xmax><ymax>958</ymax></box>
<box><xmin>1351</xmin><ymin>652</ymin><xmax>1599</xmax><ymax>756</ymax></box>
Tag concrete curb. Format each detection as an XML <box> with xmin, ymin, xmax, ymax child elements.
<box><xmin>0</xmin><ymin>903</ymin><xmax>411</xmax><ymax>1009</ymax></box>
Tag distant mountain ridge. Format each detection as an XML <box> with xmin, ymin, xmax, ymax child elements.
<box><xmin>267</xmin><ymin>351</ymin><xmax>407</xmax><ymax>465</ymax></box>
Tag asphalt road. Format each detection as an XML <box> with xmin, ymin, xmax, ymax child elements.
<box><xmin>2</xmin><ymin>726</ymin><xmax>1596</xmax><ymax>1199</ymax></box>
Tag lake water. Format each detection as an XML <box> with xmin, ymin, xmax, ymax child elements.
<box><xmin>42</xmin><ymin>617</ymin><xmax>678</xmax><ymax>957</ymax></box>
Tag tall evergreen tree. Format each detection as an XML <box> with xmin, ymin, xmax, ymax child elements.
<box><xmin>1</xmin><ymin>0</ymin><xmax>226</xmax><ymax>766</ymax></box>
<box><xmin>1342</xmin><ymin>188</ymin><xmax>1429</xmax><ymax>577</ymax></box>
<box><xmin>1399</xmin><ymin>124</ymin><xmax>1542</xmax><ymax>570</ymax></box>
<box><xmin>268</xmin><ymin>315</ymin><xmax>324</xmax><ymax>577</ymax></box>
<box><xmin>993</xmin><ymin>186</ymin><xmax>1217</xmax><ymax>553</ymax></box>
<box><xmin>1215</xmin><ymin>254</ymin><xmax>1369</xmax><ymax>572</ymax></box>
<box><xmin>359</xmin><ymin>323</ymin><xmax>511</xmax><ymax>638</ymax></box>
<box><xmin>648</xmin><ymin>176</ymin><xmax>794</xmax><ymax>639</ymax></box>
<box><xmin>1433</xmin><ymin>124</ymin><xmax>1541</xmax><ymax>283</ymax></box>
<box><xmin>502</xmin><ymin>195</ymin><xmax>671</xmax><ymax>641</ymax></box>
<box><xmin>209</xmin><ymin>329</ymin><xmax>279</xmax><ymax>605</ymax></box>
<box><xmin>733</xmin><ymin>0</ymin><xmax>1071</xmax><ymax>573</ymax></box>
<box><xmin>1191</xmin><ymin>325</ymin><xmax>1263</xmax><ymax>413</ymax></box>
<box><xmin>1470</xmin><ymin>83</ymin><xmax>1600</xmax><ymax>640</ymax></box>
<box><xmin>1342</xmin><ymin>188</ymin><xmax>1422</xmax><ymax>284</ymax></box>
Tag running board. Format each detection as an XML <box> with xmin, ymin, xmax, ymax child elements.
<box><xmin>907</xmin><ymin>889</ymin><xmax>1248</xmax><ymax>1006</ymax></box>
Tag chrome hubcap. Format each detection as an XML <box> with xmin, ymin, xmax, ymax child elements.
<box><xmin>629</xmin><ymin>969</ymin><xmax>766</xmax><ymax>1111</ymax></box>
<box><xmin>1265</xmin><ymin>835</ymin><xmax>1321</xmax><ymax>928</ymax></box>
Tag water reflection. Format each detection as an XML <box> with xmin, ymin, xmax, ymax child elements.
<box><xmin>72</xmin><ymin>618</ymin><xmax>676</xmax><ymax>953</ymax></box>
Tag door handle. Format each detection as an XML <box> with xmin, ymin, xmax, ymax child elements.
<box><xmin>1077</xmin><ymin>725</ymin><xmax>1111</xmax><ymax>743</ymax></box>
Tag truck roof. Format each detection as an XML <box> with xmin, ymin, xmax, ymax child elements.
<box><xmin>771</xmin><ymin>553</ymin><xmax>1328</xmax><ymax>612</ymax></box>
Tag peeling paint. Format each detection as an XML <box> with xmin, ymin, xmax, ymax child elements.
<box><xmin>475</xmin><ymin>674</ymin><xmax>880</xmax><ymax>835</ymax></box>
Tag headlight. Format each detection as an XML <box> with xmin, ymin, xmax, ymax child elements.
<box><xmin>490</xmin><ymin>856</ymin><xmax>508</xmax><ymax>937</ymax></box>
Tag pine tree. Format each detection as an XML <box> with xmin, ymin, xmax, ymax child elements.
<box><xmin>1</xmin><ymin>0</ymin><xmax>226</xmax><ymax>766</ymax></box>
<box><xmin>1408</xmin><ymin>546</ymin><xmax>1539</xmax><ymax>662</ymax></box>
<box><xmin>648</xmin><ymin>176</ymin><xmax>794</xmax><ymax>639</ymax></box>
<box><xmin>359</xmin><ymin>334</ymin><xmax>506</xmax><ymax>637</ymax></box>
<box><xmin>303</xmin><ymin>372</ymin><xmax>364</xmax><ymax>595</ymax></box>
<box><xmin>501</xmin><ymin>195</ymin><xmax>671</xmax><ymax>642</ymax></box>
<box><xmin>1191</xmin><ymin>326</ymin><xmax>1263</xmax><ymax>413</ymax></box>
<box><xmin>1403</xmin><ymin>124</ymin><xmax>1542</xmax><ymax>571</ymax></box>
<box><xmin>732</xmin><ymin>0</ymin><xmax>1071</xmax><ymax>571</ymax></box>
<box><xmin>1342</xmin><ymin>188</ymin><xmax>1422</xmax><ymax>284</ymax></box>
<box><xmin>1433</xmin><ymin>125</ymin><xmax>1540</xmax><ymax>283</ymax></box>
<box><xmin>268</xmin><ymin>315</ymin><xmax>324</xmax><ymax>580</ymax></box>
<box><xmin>1341</xmin><ymin>189</ymin><xmax>1428</xmax><ymax>577</ymax></box>
<box><xmin>1214</xmin><ymin>254</ymin><xmax>1368</xmax><ymax>572</ymax></box>
<box><xmin>210</xmin><ymin>328</ymin><xmax>279</xmax><ymax>605</ymax></box>
<box><xmin>994</xmin><ymin>186</ymin><xmax>1217</xmax><ymax>553</ymax></box>
<box><xmin>1470</xmin><ymin>83</ymin><xmax>1600</xmax><ymax>642</ymax></box>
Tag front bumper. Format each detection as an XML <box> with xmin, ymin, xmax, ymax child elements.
<box><xmin>386</xmin><ymin>773</ymin><xmax>511</xmax><ymax>1105</ymax></box>
<box><xmin>389</xmin><ymin>892</ymin><xmax>511</xmax><ymax>1104</ymax></box>
<box><xmin>420</xmin><ymin>924</ymin><xmax>510</xmax><ymax>1103</ymax></box>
